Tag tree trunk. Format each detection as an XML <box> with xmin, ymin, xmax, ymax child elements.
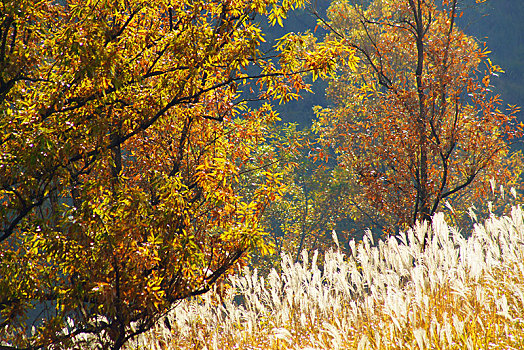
<box><xmin>410</xmin><ymin>0</ymin><xmax>431</xmax><ymax>245</ymax></box>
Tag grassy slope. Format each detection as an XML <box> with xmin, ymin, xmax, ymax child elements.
<box><xmin>130</xmin><ymin>202</ymin><xmax>524</xmax><ymax>349</ymax></box>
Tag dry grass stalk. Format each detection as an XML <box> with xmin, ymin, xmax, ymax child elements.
<box><xmin>128</xmin><ymin>206</ymin><xmax>524</xmax><ymax>349</ymax></box>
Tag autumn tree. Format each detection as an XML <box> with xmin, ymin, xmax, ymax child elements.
<box><xmin>0</xmin><ymin>0</ymin><xmax>351</xmax><ymax>348</ymax></box>
<box><xmin>313</xmin><ymin>0</ymin><xmax>523</xmax><ymax>237</ymax></box>
<box><xmin>250</xmin><ymin>124</ymin><xmax>350</xmax><ymax>268</ymax></box>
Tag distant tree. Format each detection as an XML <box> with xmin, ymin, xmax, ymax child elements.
<box><xmin>0</xmin><ymin>0</ymin><xmax>350</xmax><ymax>349</ymax></box>
<box><xmin>314</xmin><ymin>0</ymin><xmax>523</xmax><ymax>237</ymax></box>
<box><xmin>254</xmin><ymin>125</ymin><xmax>351</xmax><ymax>266</ymax></box>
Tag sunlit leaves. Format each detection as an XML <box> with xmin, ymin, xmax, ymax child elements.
<box><xmin>0</xmin><ymin>0</ymin><xmax>340</xmax><ymax>348</ymax></box>
<box><xmin>315</xmin><ymin>0</ymin><xmax>522</xmax><ymax>231</ymax></box>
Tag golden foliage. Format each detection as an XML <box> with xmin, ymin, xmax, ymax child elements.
<box><xmin>314</xmin><ymin>0</ymin><xmax>522</xmax><ymax>231</ymax></box>
<box><xmin>0</xmin><ymin>0</ymin><xmax>343</xmax><ymax>348</ymax></box>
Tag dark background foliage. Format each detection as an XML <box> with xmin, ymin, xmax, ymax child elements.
<box><xmin>268</xmin><ymin>0</ymin><xmax>523</xmax><ymax>127</ymax></box>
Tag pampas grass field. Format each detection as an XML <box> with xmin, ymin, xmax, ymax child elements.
<box><xmin>127</xmin><ymin>205</ymin><xmax>524</xmax><ymax>349</ymax></box>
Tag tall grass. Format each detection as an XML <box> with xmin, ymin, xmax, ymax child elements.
<box><xmin>129</xmin><ymin>206</ymin><xmax>524</xmax><ymax>349</ymax></box>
